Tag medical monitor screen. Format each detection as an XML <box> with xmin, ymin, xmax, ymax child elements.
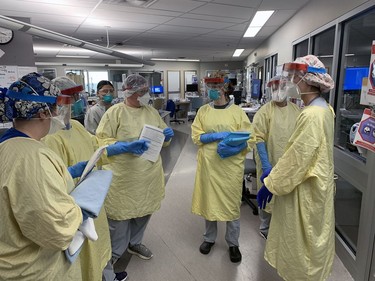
<box><xmin>186</xmin><ymin>84</ymin><xmax>198</xmax><ymax>92</ymax></box>
<box><xmin>343</xmin><ymin>67</ymin><xmax>369</xmax><ymax>91</ymax></box>
<box><xmin>233</xmin><ymin>90</ymin><xmax>242</xmax><ymax>105</ymax></box>
<box><xmin>229</xmin><ymin>78</ymin><xmax>237</xmax><ymax>86</ymax></box>
<box><xmin>151</xmin><ymin>85</ymin><xmax>164</xmax><ymax>94</ymax></box>
<box><xmin>251</xmin><ymin>79</ymin><xmax>261</xmax><ymax>100</ymax></box>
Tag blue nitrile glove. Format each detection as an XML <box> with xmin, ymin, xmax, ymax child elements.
<box><xmin>256</xmin><ymin>142</ymin><xmax>272</xmax><ymax>183</ymax></box>
<box><xmin>106</xmin><ymin>140</ymin><xmax>150</xmax><ymax>156</ymax></box>
<box><xmin>68</xmin><ymin>161</ymin><xmax>88</xmax><ymax>179</ymax></box>
<box><xmin>257</xmin><ymin>185</ymin><xmax>273</xmax><ymax>209</ymax></box>
<box><xmin>81</xmin><ymin>209</ymin><xmax>91</xmax><ymax>221</ymax></box>
<box><xmin>163</xmin><ymin>127</ymin><xmax>174</xmax><ymax>142</ymax></box>
<box><xmin>200</xmin><ymin>132</ymin><xmax>231</xmax><ymax>144</ymax></box>
<box><xmin>217</xmin><ymin>141</ymin><xmax>247</xmax><ymax>158</ymax></box>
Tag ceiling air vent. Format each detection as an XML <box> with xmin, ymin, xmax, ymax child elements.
<box><xmin>103</xmin><ymin>0</ymin><xmax>158</xmax><ymax>8</ymax></box>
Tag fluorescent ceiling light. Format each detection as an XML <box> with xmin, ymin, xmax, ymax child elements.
<box><xmin>233</xmin><ymin>49</ymin><xmax>244</xmax><ymax>57</ymax></box>
<box><xmin>244</xmin><ymin>27</ymin><xmax>262</xmax><ymax>37</ymax></box>
<box><xmin>244</xmin><ymin>10</ymin><xmax>274</xmax><ymax>38</ymax></box>
<box><xmin>150</xmin><ymin>58</ymin><xmax>200</xmax><ymax>62</ymax></box>
<box><xmin>56</xmin><ymin>55</ymin><xmax>91</xmax><ymax>58</ymax></box>
<box><xmin>35</xmin><ymin>62</ymin><xmax>144</xmax><ymax>68</ymax></box>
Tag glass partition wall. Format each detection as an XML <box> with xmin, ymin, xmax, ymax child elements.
<box><xmin>292</xmin><ymin>4</ymin><xmax>375</xmax><ymax>280</ymax></box>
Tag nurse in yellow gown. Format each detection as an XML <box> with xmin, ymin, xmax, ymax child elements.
<box><xmin>42</xmin><ymin>77</ymin><xmax>117</xmax><ymax>281</ymax></box>
<box><xmin>252</xmin><ymin>76</ymin><xmax>301</xmax><ymax>239</ymax></box>
<box><xmin>0</xmin><ymin>73</ymin><xmax>83</xmax><ymax>281</ymax></box>
<box><xmin>257</xmin><ymin>55</ymin><xmax>336</xmax><ymax>281</ymax></box>
<box><xmin>191</xmin><ymin>76</ymin><xmax>255</xmax><ymax>263</ymax></box>
<box><xmin>96</xmin><ymin>74</ymin><xmax>174</xmax><ymax>275</ymax></box>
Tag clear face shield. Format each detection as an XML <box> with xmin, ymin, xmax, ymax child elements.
<box><xmin>265</xmin><ymin>78</ymin><xmax>286</xmax><ymax>102</ymax></box>
<box><xmin>204</xmin><ymin>77</ymin><xmax>225</xmax><ymax>101</ymax></box>
<box><xmin>56</xmin><ymin>95</ymin><xmax>73</xmax><ymax>129</ymax></box>
<box><xmin>59</xmin><ymin>85</ymin><xmax>88</xmax><ymax>123</ymax></box>
<box><xmin>278</xmin><ymin>63</ymin><xmax>327</xmax><ymax>99</ymax></box>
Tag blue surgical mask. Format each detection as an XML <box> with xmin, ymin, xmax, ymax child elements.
<box><xmin>72</xmin><ymin>99</ymin><xmax>84</xmax><ymax>117</ymax></box>
<box><xmin>208</xmin><ymin>89</ymin><xmax>220</xmax><ymax>100</ymax></box>
<box><xmin>103</xmin><ymin>94</ymin><xmax>113</xmax><ymax>103</ymax></box>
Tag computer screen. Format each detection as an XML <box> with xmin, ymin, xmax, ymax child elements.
<box><xmin>251</xmin><ymin>79</ymin><xmax>262</xmax><ymax>100</ymax></box>
<box><xmin>343</xmin><ymin>67</ymin><xmax>369</xmax><ymax>91</ymax></box>
<box><xmin>151</xmin><ymin>85</ymin><xmax>164</xmax><ymax>94</ymax></box>
<box><xmin>229</xmin><ymin>78</ymin><xmax>237</xmax><ymax>86</ymax></box>
<box><xmin>233</xmin><ymin>90</ymin><xmax>242</xmax><ymax>105</ymax></box>
<box><xmin>186</xmin><ymin>84</ymin><xmax>198</xmax><ymax>92</ymax></box>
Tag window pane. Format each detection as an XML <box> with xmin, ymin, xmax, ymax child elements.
<box><xmin>312</xmin><ymin>27</ymin><xmax>335</xmax><ymax>102</ymax></box>
<box><xmin>334</xmin><ymin>8</ymin><xmax>375</xmax><ymax>161</ymax></box>
<box><xmin>294</xmin><ymin>39</ymin><xmax>309</xmax><ymax>59</ymax></box>
<box><xmin>335</xmin><ymin>176</ymin><xmax>362</xmax><ymax>255</ymax></box>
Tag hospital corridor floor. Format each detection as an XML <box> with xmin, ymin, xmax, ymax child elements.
<box><xmin>114</xmin><ymin>122</ymin><xmax>354</xmax><ymax>281</ymax></box>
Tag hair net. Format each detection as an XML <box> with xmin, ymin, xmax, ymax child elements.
<box><xmin>294</xmin><ymin>55</ymin><xmax>334</xmax><ymax>93</ymax></box>
<box><xmin>122</xmin><ymin>74</ymin><xmax>148</xmax><ymax>96</ymax></box>
<box><xmin>4</xmin><ymin>72</ymin><xmax>61</xmax><ymax>120</ymax></box>
<box><xmin>53</xmin><ymin>76</ymin><xmax>77</xmax><ymax>92</ymax></box>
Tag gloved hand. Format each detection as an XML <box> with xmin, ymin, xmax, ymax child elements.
<box><xmin>257</xmin><ymin>185</ymin><xmax>273</xmax><ymax>209</ymax></box>
<box><xmin>163</xmin><ymin>127</ymin><xmax>174</xmax><ymax>142</ymax></box>
<box><xmin>68</xmin><ymin>161</ymin><xmax>88</xmax><ymax>179</ymax></box>
<box><xmin>217</xmin><ymin>141</ymin><xmax>247</xmax><ymax>158</ymax></box>
<box><xmin>260</xmin><ymin>167</ymin><xmax>272</xmax><ymax>184</ymax></box>
<box><xmin>256</xmin><ymin>142</ymin><xmax>272</xmax><ymax>171</ymax></box>
<box><xmin>106</xmin><ymin>140</ymin><xmax>150</xmax><ymax>156</ymax></box>
<box><xmin>200</xmin><ymin>132</ymin><xmax>231</xmax><ymax>144</ymax></box>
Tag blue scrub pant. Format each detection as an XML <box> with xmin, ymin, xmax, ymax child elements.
<box><xmin>259</xmin><ymin>209</ymin><xmax>271</xmax><ymax>236</ymax></box>
<box><xmin>203</xmin><ymin>219</ymin><xmax>240</xmax><ymax>247</ymax></box>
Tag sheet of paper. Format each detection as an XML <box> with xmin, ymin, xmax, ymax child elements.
<box><xmin>76</xmin><ymin>145</ymin><xmax>108</xmax><ymax>185</ymax></box>
<box><xmin>139</xmin><ymin>124</ymin><xmax>165</xmax><ymax>162</ymax></box>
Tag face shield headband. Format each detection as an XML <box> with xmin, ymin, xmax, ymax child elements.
<box><xmin>278</xmin><ymin>63</ymin><xmax>327</xmax><ymax>98</ymax></box>
<box><xmin>60</xmin><ymin>85</ymin><xmax>87</xmax><ymax>121</ymax></box>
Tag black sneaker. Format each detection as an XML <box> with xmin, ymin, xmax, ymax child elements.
<box><xmin>114</xmin><ymin>271</ymin><xmax>128</xmax><ymax>281</ymax></box>
<box><xmin>199</xmin><ymin>241</ymin><xmax>215</xmax><ymax>255</ymax></box>
<box><xmin>229</xmin><ymin>246</ymin><xmax>242</xmax><ymax>263</ymax></box>
<box><xmin>259</xmin><ymin>231</ymin><xmax>268</xmax><ymax>240</ymax></box>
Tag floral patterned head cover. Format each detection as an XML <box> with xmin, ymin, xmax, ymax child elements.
<box><xmin>294</xmin><ymin>55</ymin><xmax>335</xmax><ymax>93</ymax></box>
<box><xmin>0</xmin><ymin>87</ymin><xmax>9</xmax><ymax>122</ymax></box>
<box><xmin>4</xmin><ymin>72</ymin><xmax>61</xmax><ymax>120</ymax></box>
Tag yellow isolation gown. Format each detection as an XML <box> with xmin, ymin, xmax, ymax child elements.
<box><xmin>191</xmin><ymin>103</ymin><xmax>255</xmax><ymax>221</ymax></box>
<box><xmin>0</xmin><ymin>137</ymin><xmax>82</xmax><ymax>281</ymax></box>
<box><xmin>252</xmin><ymin>101</ymin><xmax>301</xmax><ymax>213</ymax></box>
<box><xmin>95</xmin><ymin>103</ymin><xmax>169</xmax><ymax>220</ymax></box>
<box><xmin>42</xmin><ymin>119</ymin><xmax>112</xmax><ymax>281</ymax></box>
<box><xmin>263</xmin><ymin>104</ymin><xmax>335</xmax><ymax>281</ymax></box>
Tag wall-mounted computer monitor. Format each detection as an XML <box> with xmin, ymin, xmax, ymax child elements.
<box><xmin>229</xmin><ymin>78</ymin><xmax>237</xmax><ymax>86</ymax></box>
<box><xmin>343</xmin><ymin>67</ymin><xmax>369</xmax><ymax>91</ymax></box>
<box><xmin>251</xmin><ymin>79</ymin><xmax>262</xmax><ymax>100</ymax></box>
<box><xmin>233</xmin><ymin>90</ymin><xmax>242</xmax><ymax>105</ymax></box>
<box><xmin>151</xmin><ymin>85</ymin><xmax>164</xmax><ymax>94</ymax></box>
<box><xmin>186</xmin><ymin>84</ymin><xmax>198</xmax><ymax>92</ymax></box>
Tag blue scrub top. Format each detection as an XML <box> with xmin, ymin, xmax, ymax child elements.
<box><xmin>0</xmin><ymin>128</ymin><xmax>30</xmax><ymax>143</ymax></box>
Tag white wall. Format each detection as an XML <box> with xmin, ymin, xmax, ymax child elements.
<box><xmin>245</xmin><ymin>0</ymin><xmax>371</xmax><ymax>66</ymax></box>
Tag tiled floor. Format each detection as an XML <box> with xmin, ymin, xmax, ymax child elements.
<box><xmin>115</xmin><ymin>120</ymin><xmax>354</xmax><ymax>281</ymax></box>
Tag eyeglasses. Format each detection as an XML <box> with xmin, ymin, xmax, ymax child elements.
<box><xmin>99</xmin><ymin>89</ymin><xmax>115</xmax><ymax>94</ymax></box>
